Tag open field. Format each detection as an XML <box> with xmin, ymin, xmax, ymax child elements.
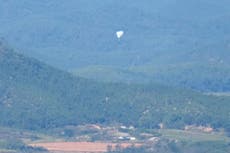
<box><xmin>158</xmin><ymin>129</ymin><xmax>230</xmax><ymax>142</ymax></box>
<box><xmin>30</xmin><ymin>142</ymin><xmax>142</xmax><ymax>153</ymax></box>
<box><xmin>0</xmin><ymin>149</ymin><xmax>16</xmax><ymax>153</ymax></box>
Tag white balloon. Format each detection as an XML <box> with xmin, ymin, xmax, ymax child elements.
<box><xmin>116</xmin><ymin>31</ymin><xmax>124</xmax><ymax>39</ymax></box>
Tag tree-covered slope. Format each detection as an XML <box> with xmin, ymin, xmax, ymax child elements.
<box><xmin>72</xmin><ymin>63</ymin><xmax>230</xmax><ymax>92</ymax></box>
<box><xmin>0</xmin><ymin>42</ymin><xmax>229</xmax><ymax>133</ymax></box>
<box><xmin>1</xmin><ymin>0</ymin><xmax>230</xmax><ymax>91</ymax></box>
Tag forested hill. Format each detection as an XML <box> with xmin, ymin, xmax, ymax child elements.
<box><xmin>0</xmin><ymin>42</ymin><xmax>229</xmax><ymax>134</ymax></box>
<box><xmin>1</xmin><ymin>0</ymin><xmax>230</xmax><ymax>91</ymax></box>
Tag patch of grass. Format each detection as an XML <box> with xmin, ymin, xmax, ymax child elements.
<box><xmin>0</xmin><ymin>149</ymin><xmax>16</xmax><ymax>153</ymax></box>
<box><xmin>158</xmin><ymin>129</ymin><xmax>230</xmax><ymax>142</ymax></box>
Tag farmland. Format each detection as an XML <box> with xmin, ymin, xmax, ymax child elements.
<box><xmin>30</xmin><ymin>142</ymin><xmax>142</xmax><ymax>153</ymax></box>
<box><xmin>0</xmin><ymin>125</ymin><xmax>229</xmax><ymax>153</ymax></box>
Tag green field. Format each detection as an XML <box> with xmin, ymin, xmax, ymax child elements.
<box><xmin>158</xmin><ymin>129</ymin><xmax>230</xmax><ymax>142</ymax></box>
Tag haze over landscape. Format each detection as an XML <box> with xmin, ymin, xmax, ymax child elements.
<box><xmin>0</xmin><ymin>0</ymin><xmax>230</xmax><ymax>153</ymax></box>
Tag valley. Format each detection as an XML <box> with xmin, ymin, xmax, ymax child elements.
<box><xmin>0</xmin><ymin>1</ymin><xmax>230</xmax><ymax>152</ymax></box>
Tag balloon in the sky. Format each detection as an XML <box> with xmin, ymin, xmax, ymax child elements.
<box><xmin>116</xmin><ymin>31</ymin><xmax>124</xmax><ymax>39</ymax></box>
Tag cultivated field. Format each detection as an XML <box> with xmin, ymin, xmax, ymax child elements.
<box><xmin>30</xmin><ymin>142</ymin><xmax>142</xmax><ymax>153</ymax></box>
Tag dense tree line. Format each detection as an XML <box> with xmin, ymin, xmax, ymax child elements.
<box><xmin>0</xmin><ymin>138</ymin><xmax>47</xmax><ymax>153</ymax></box>
<box><xmin>107</xmin><ymin>139</ymin><xmax>230</xmax><ymax>153</ymax></box>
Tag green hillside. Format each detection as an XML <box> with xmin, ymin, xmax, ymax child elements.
<box><xmin>0</xmin><ymin>42</ymin><xmax>230</xmax><ymax>134</ymax></box>
<box><xmin>72</xmin><ymin>63</ymin><xmax>230</xmax><ymax>92</ymax></box>
<box><xmin>1</xmin><ymin>0</ymin><xmax>230</xmax><ymax>92</ymax></box>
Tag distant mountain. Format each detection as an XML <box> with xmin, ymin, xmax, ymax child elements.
<box><xmin>1</xmin><ymin>0</ymin><xmax>230</xmax><ymax>91</ymax></box>
<box><xmin>0</xmin><ymin>42</ymin><xmax>229</xmax><ymax>133</ymax></box>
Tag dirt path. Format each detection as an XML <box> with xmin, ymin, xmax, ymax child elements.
<box><xmin>30</xmin><ymin>142</ymin><xmax>142</xmax><ymax>152</ymax></box>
